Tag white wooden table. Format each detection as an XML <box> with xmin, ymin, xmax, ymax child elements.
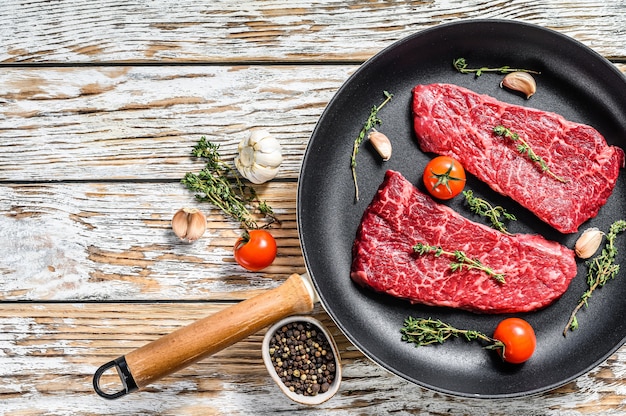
<box><xmin>1</xmin><ymin>1</ymin><xmax>626</xmax><ymax>414</ymax></box>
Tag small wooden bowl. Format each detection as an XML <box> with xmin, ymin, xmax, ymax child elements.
<box><xmin>262</xmin><ymin>316</ymin><xmax>342</xmax><ymax>405</ymax></box>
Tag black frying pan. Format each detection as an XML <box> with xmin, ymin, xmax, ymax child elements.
<box><xmin>298</xmin><ymin>19</ymin><xmax>626</xmax><ymax>398</ymax></box>
<box><xmin>94</xmin><ymin>19</ymin><xmax>626</xmax><ymax>400</ymax></box>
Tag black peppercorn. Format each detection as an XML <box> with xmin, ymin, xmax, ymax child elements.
<box><xmin>268</xmin><ymin>320</ymin><xmax>337</xmax><ymax>397</ymax></box>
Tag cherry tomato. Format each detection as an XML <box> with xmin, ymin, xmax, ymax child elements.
<box><xmin>234</xmin><ymin>229</ymin><xmax>277</xmax><ymax>271</ymax></box>
<box><xmin>423</xmin><ymin>155</ymin><xmax>466</xmax><ymax>200</ymax></box>
<box><xmin>492</xmin><ymin>318</ymin><xmax>536</xmax><ymax>364</ymax></box>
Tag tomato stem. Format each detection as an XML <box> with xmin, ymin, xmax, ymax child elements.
<box><xmin>428</xmin><ymin>162</ymin><xmax>464</xmax><ymax>195</ymax></box>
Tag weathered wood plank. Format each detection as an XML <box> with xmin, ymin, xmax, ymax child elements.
<box><xmin>0</xmin><ymin>0</ymin><xmax>625</xmax><ymax>64</ymax></box>
<box><xmin>1</xmin><ymin>64</ymin><xmax>625</xmax><ymax>183</ymax></box>
<box><xmin>1</xmin><ymin>1</ymin><xmax>624</xmax><ymax>414</ymax></box>
<box><xmin>1</xmin><ymin>302</ymin><xmax>626</xmax><ymax>415</ymax></box>
<box><xmin>0</xmin><ymin>65</ymin><xmax>354</xmax><ymax>182</ymax></box>
<box><xmin>0</xmin><ymin>181</ymin><xmax>302</xmax><ymax>301</ymax></box>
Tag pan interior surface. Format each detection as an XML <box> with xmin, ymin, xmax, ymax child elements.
<box><xmin>297</xmin><ymin>19</ymin><xmax>626</xmax><ymax>398</ymax></box>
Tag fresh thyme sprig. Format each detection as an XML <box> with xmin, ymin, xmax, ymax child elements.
<box><xmin>493</xmin><ymin>125</ymin><xmax>568</xmax><ymax>183</ymax></box>
<box><xmin>181</xmin><ymin>137</ymin><xmax>278</xmax><ymax>230</ymax></box>
<box><xmin>463</xmin><ymin>190</ymin><xmax>517</xmax><ymax>234</ymax></box>
<box><xmin>351</xmin><ymin>90</ymin><xmax>393</xmax><ymax>202</ymax></box>
<box><xmin>453</xmin><ymin>58</ymin><xmax>541</xmax><ymax>77</ymax></box>
<box><xmin>401</xmin><ymin>317</ymin><xmax>504</xmax><ymax>351</ymax></box>
<box><xmin>413</xmin><ymin>242</ymin><xmax>506</xmax><ymax>283</ymax></box>
<box><xmin>564</xmin><ymin>220</ymin><xmax>626</xmax><ymax>336</ymax></box>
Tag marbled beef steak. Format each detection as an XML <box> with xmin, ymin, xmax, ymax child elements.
<box><xmin>351</xmin><ymin>170</ymin><xmax>577</xmax><ymax>313</ymax></box>
<box><xmin>412</xmin><ymin>83</ymin><xmax>624</xmax><ymax>234</ymax></box>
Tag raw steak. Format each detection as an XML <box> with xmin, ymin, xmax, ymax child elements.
<box><xmin>350</xmin><ymin>170</ymin><xmax>577</xmax><ymax>314</ymax></box>
<box><xmin>412</xmin><ymin>83</ymin><xmax>624</xmax><ymax>234</ymax></box>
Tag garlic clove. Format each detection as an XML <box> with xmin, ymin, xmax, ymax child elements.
<box><xmin>248</xmin><ymin>129</ymin><xmax>270</xmax><ymax>143</ymax></box>
<box><xmin>500</xmin><ymin>71</ymin><xmax>537</xmax><ymax>99</ymax></box>
<box><xmin>234</xmin><ymin>159</ymin><xmax>250</xmax><ymax>178</ymax></box>
<box><xmin>237</xmin><ymin>145</ymin><xmax>256</xmax><ymax>166</ymax></box>
<box><xmin>172</xmin><ymin>208</ymin><xmax>207</xmax><ymax>242</ymax></box>
<box><xmin>254</xmin><ymin>149</ymin><xmax>283</xmax><ymax>167</ymax></box>
<box><xmin>574</xmin><ymin>227</ymin><xmax>604</xmax><ymax>259</ymax></box>
<box><xmin>246</xmin><ymin>164</ymin><xmax>280</xmax><ymax>185</ymax></box>
<box><xmin>368</xmin><ymin>129</ymin><xmax>392</xmax><ymax>161</ymax></box>
<box><xmin>255</xmin><ymin>137</ymin><xmax>282</xmax><ymax>153</ymax></box>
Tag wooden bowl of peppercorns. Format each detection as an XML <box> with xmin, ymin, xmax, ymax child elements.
<box><xmin>262</xmin><ymin>316</ymin><xmax>342</xmax><ymax>405</ymax></box>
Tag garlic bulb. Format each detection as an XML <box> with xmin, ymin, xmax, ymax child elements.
<box><xmin>235</xmin><ymin>130</ymin><xmax>283</xmax><ymax>184</ymax></box>
<box><xmin>172</xmin><ymin>208</ymin><xmax>207</xmax><ymax>242</ymax></box>
<box><xmin>574</xmin><ymin>227</ymin><xmax>604</xmax><ymax>259</ymax></box>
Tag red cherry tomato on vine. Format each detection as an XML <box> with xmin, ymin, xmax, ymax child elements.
<box><xmin>234</xmin><ymin>229</ymin><xmax>277</xmax><ymax>271</ymax></box>
<box><xmin>492</xmin><ymin>318</ymin><xmax>536</xmax><ymax>364</ymax></box>
<box><xmin>423</xmin><ymin>155</ymin><xmax>466</xmax><ymax>200</ymax></box>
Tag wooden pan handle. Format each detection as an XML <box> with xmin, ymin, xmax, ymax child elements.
<box><xmin>93</xmin><ymin>273</ymin><xmax>316</xmax><ymax>399</ymax></box>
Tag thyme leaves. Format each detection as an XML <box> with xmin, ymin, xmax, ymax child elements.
<box><xmin>401</xmin><ymin>317</ymin><xmax>503</xmax><ymax>349</ymax></box>
<box><xmin>413</xmin><ymin>242</ymin><xmax>506</xmax><ymax>284</ymax></box>
<box><xmin>351</xmin><ymin>90</ymin><xmax>393</xmax><ymax>202</ymax></box>
<box><xmin>453</xmin><ymin>58</ymin><xmax>541</xmax><ymax>77</ymax></box>
<box><xmin>564</xmin><ymin>220</ymin><xmax>626</xmax><ymax>336</ymax></box>
<box><xmin>493</xmin><ymin>125</ymin><xmax>568</xmax><ymax>183</ymax></box>
<box><xmin>181</xmin><ymin>137</ymin><xmax>278</xmax><ymax>230</ymax></box>
<box><xmin>463</xmin><ymin>190</ymin><xmax>516</xmax><ymax>234</ymax></box>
